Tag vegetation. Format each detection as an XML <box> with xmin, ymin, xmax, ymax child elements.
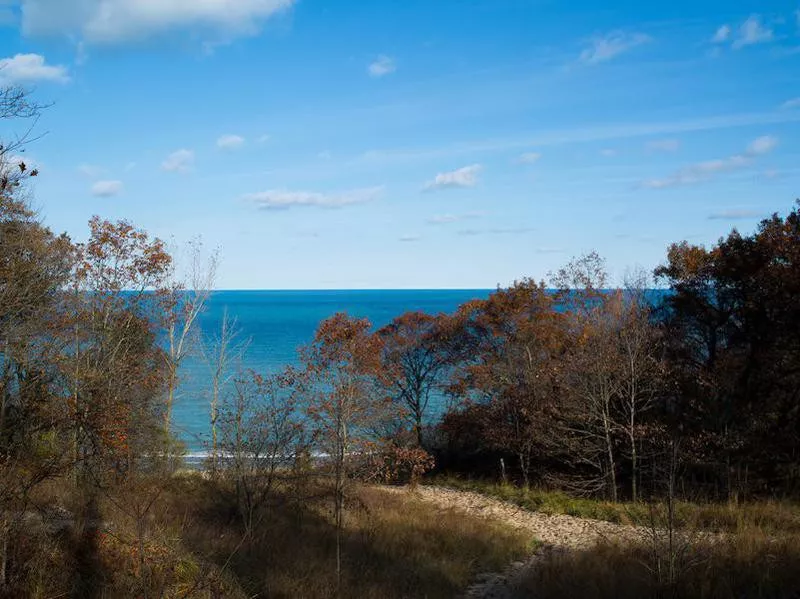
<box><xmin>2</xmin><ymin>83</ymin><xmax>800</xmax><ymax>597</ymax></box>
<box><xmin>511</xmin><ymin>534</ymin><xmax>800</xmax><ymax>599</ymax></box>
<box><xmin>431</xmin><ymin>476</ymin><xmax>800</xmax><ymax>535</ymax></box>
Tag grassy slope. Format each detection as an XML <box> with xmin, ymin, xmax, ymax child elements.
<box><xmin>13</xmin><ymin>476</ymin><xmax>533</xmax><ymax>598</ymax></box>
<box><xmin>160</xmin><ymin>477</ymin><xmax>534</xmax><ymax>599</ymax></box>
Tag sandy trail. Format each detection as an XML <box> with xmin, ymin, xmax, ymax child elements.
<box><xmin>380</xmin><ymin>485</ymin><xmax>653</xmax><ymax>599</ymax></box>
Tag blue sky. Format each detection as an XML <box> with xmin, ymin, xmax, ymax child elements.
<box><xmin>0</xmin><ymin>0</ymin><xmax>798</xmax><ymax>289</ymax></box>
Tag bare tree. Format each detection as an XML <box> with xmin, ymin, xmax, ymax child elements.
<box><xmin>163</xmin><ymin>240</ymin><xmax>218</xmax><ymax>436</ymax></box>
<box><xmin>218</xmin><ymin>368</ymin><xmax>306</xmax><ymax>536</ymax></box>
<box><xmin>203</xmin><ymin>309</ymin><xmax>249</xmax><ymax>474</ymax></box>
<box><xmin>618</xmin><ymin>268</ymin><xmax>662</xmax><ymax>502</ymax></box>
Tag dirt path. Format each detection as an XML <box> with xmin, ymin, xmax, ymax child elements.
<box><xmin>380</xmin><ymin>485</ymin><xmax>647</xmax><ymax>598</ymax></box>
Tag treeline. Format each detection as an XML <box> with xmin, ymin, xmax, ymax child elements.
<box><xmin>376</xmin><ymin>208</ymin><xmax>800</xmax><ymax>502</ymax></box>
<box><xmin>207</xmin><ymin>198</ymin><xmax>800</xmax><ymax>507</ymax></box>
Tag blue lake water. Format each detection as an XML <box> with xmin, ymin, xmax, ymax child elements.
<box><xmin>172</xmin><ymin>289</ymin><xmax>492</xmax><ymax>452</ymax></box>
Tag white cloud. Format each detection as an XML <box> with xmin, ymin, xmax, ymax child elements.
<box><xmin>217</xmin><ymin>134</ymin><xmax>245</xmax><ymax>150</ymax></box>
<box><xmin>368</xmin><ymin>55</ymin><xmax>396</xmax><ymax>77</ymax></box>
<box><xmin>781</xmin><ymin>97</ymin><xmax>800</xmax><ymax>109</ymax></box>
<box><xmin>747</xmin><ymin>135</ymin><xmax>778</xmax><ymax>155</ymax></box>
<box><xmin>424</xmin><ymin>164</ymin><xmax>482</xmax><ymax>191</ymax></box>
<box><xmin>18</xmin><ymin>0</ymin><xmax>296</xmax><ymax>44</ymax></box>
<box><xmin>0</xmin><ymin>53</ymin><xmax>69</xmax><ymax>84</ymax></box>
<box><xmin>427</xmin><ymin>212</ymin><xmax>484</xmax><ymax>225</ymax></box>
<box><xmin>257</xmin><ymin>134</ymin><xmax>270</xmax><ymax>143</ymax></box>
<box><xmin>646</xmin><ymin>138</ymin><xmax>680</xmax><ymax>152</ymax></box>
<box><xmin>712</xmin><ymin>24</ymin><xmax>731</xmax><ymax>43</ymax></box>
<box><xmin>91</xmin><ymin>179</ymin><xmax>123</xmax><ymax>197</ymax></box>
<box><xmin>708</xmin><ymin>209</ymin><xmax>761</xmax><ymax>220</ymax></box>
<box><xmin>244</xmin><ymin>186</ymin><xmax>383</xmax><ymax>210</ymax></box>
<box><xmin>579</xmin><ymin>31</ymin><xmax>651</xmax><ymax>65</ymax></box>
<box><xmin>600</xmin><ymin>148</ymin><xmax>617</xmax><ymax>157</ymax></box>
<box><xmin>517</xmin><ymin>152</ymin><xmax>542</xmax><ymax>164</ymax></box>
<box><xmin>733</xmin><ymin>15</ymin><xmax>773</xmax><ymax>49</ymax></box>
<box><xmin>161</xmin><ymin>149</ymin><xmax>194</xmax><ymax>173</ymax></box>
<box><xmin>642</xmin><ymin>135</ymin><xmax>778</xmax><ymax>189</ymax></box>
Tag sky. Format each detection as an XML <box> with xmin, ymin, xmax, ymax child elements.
<box><xmin>0</xmin><ymin>0</ymin><xmax>798</xmax><ymax>289</ymax></box>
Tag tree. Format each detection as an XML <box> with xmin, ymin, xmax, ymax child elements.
<box><xmin>377</xmin><ymin>311</ymin><xmax>450</xmax><ymax>446</ymax></box>
<box><xmin>218</xmin><ymin>368</ymin><xmax>306</xmax><ymax>536</ymax></box>
<box><xmin>0</xmin><ymin>86</ymin><xmax>73</xmax><ymax>590</ymax></box>
<box><xmin>203</xmin><ymin>308</ymin><xmax>249</xmax><ymax>474</ymax></box>
<box><xmin>446</xmin><ymin>280</ymin><xmax>566</xmax><ymax>486</ymax></box>
<box><xmin>552</xmin><ymin>253</ymin><xmax>623</xmax><ymax>501</ymax></box>
<box><xmin>656</xmin><ymin>202</ymin><xmax>800</xmax><ymax>497</ymax></box>
<box><xmin>69</xmin><ymin>216</ymin><xmax>172</xmax><ymax>482</ymax></box>
<box><xmin>301</xmin><ymin>313</ymin><xmax>389</xmax><ymax>589</ymax></box>
<box><xmin>162</xmin><ymin>239</ymin><xmax>218</xmax><ymax>436</ymax></box>
<box><xmin>618</xmin><ymin>271</ymin><xmax>663</xmax><ymax>502</ymax></box>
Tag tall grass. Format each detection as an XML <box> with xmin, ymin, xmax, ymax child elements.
<box><xmin>175</xmin><ymin>477</ymin><xmax>534</xmax><ymax>598</ymax></box>
<box><xmin>511</xmin><ymin>532</ymin><xmax>800</xmax><ymax>599</ymax></box>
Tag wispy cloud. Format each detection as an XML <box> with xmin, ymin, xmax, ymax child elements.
<box><xmin>161</xmin><ymin>149</ymin><xmax>194</xmax><ymax>173</ymax></box>
<box><xmin>217</xmin><ymin>134</ymin><xmax>245</xmax><ymax>150</ymax></box>
<box><xmin>427</xmin><ymin>212</ymin><xmax>484</xmax><ymax>225</ymax></box>
<box><xmin>350</xmin><ymin>110</ymin><xmax>800</xmax><ymax>168</ymax></box>
<box><xmin>600</xmin><ymin>148</ymin><xmax>617</xmax><ymax>157</ymax></box>
<box><xmin>0</xmin><ymin>53</ymin><xmax>69</xmax><ymax>84</ymax></box>
<box><xmin>711</xmin><ymin>24</ymin><xmax>731</xmax><ymax>43</ymax></box>
<box><xmin>257</xmin><ymin>134</ymin><xmax>270</xmax><ymax>144</ymax></box>
<box><xmin>91</xmin><ymin>180</ymin><xmax>123</xmax><ymax>197</ymax></box>
<box><xmin>424</xmin><ymin>164</ymin><xmax>482</xmax><ymax>191</ymax></box>
<box><xmin>244</xmin><ymin>186</ymin><xmax>383</xmax><ymax>210</ymax></box>
<box><xmin>733</xmin><ymin>15</ymin><xmax>774</xmax><ymax>49</ymax></box>
<box><xmin>641</xmin><ymin>135</ymin><xmax>778</xmax><ymax>189</ymax></box>
<box><xmin>368</xmin><ymin>55</ymin><xmax>396</xmax><ymax>77</ymax></box>
<box><xmin>516</xmin><ymin>152</ymin><xmax>542</xmax><ymax>164</ymax></box>
<box><xmin>708</xmin><ymin>209</ymin><xmax>762</xmax><ymax>220</ymax></box>
<box><xmin>399</xmin><ymin>234</ymin><xmax>420</xmax><ymax>242</ymax></box>
<box><xmin>19</xmin><ymin>0</ymin><xmax>297</xmax><ymax>44</ymax></box>
<box><xmin>579</xmin><ymin>30</ymin><xmax>651</xmax><ymax>65</ymax></box>
<box><xmin>781</xmin><ymin>97</ymin><xmax>800</xmax><ymax>110</ymax></box>
<box><xmin>646</xmin><ymin>138</ymin><xmax>680</xmax><ymax>152</ymax></box>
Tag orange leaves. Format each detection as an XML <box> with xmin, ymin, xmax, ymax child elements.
<box><xmin>76</xmin><ymin>216</ymin><xmax>173</xmax><ymax>296</ymax></box>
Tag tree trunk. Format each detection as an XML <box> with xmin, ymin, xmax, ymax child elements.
<box><xmin>603</xmin><ymin>405</ymin><xmax>618</xmax><ymax>502</ymax></box>
<box><xmin>414</xmin><ymin>407</ymin><xmax>423</xmax><ymax>447</ymax></box>
<box><xmin>519</xmin><ymin>452</ymin><xmax>530</xmax><ymax>487</ymax></box>
<box><xmin>630</xmin><ymin>414</ymin><xmax>638</xmax><ymax>502</ymax></box>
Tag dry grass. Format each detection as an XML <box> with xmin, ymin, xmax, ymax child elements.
<box><xmin>174</xmin><ymin>476</ymin><xmax>533</xmax><ymax>598</ymax></box>
<box><xmin>3</xmin><ymin>474</ymin><xmax>533</xmax><ymax>598</ymax></box>
<box><xmin>511</xmin><ymin>530</ymin><xmax>800</xmax><ymax>599</ymax></box>
<box><xmin>433</xmin><ymin>476</ymin><xmax>800</xmax><ymax>535</ymax></box>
